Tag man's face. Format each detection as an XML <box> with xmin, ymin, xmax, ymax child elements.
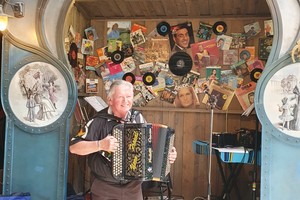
<box><xmin>173</xmin><ymin>28</ymin><xmax>190</xmax><ymax>49</ymax></box>
<box><xmin>109</xmin><ymin>85</ymin><xmax>133</xmax><ymax>118</ymax></box>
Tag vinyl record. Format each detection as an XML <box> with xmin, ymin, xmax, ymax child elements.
<box><xmin>111</xmin><ymin>50</ymin><xmax>124</xmax><ymax>64</ymax></box>
<box><xmin>122</xmin><ymin>72</ymin><xmax>136</xmax><ymax>84</ymax></box>
<box><xmin>68</xmin><ymin>42</ymin><xmax>78</xmax><ymax>68</ymax></box>
<box><xmin>142</xmin><ymin>72</ymin><xmax>156</xmax><ymax>86</ymax></box>
<box><xmin>157</xmin><ymin>21</ymin><xmax>171</xmax><ymax>36</ymax></box>
<box><xmin>212</xmin><ymin>21</ymin><xmax>227</xmax><ymax>35</ymax></box>
<box><xmin>240</xmin><ymin>50</ymin><xmax>251</xmax><ymax>60</ymax></box>
<box><xmin>168</xmin><ymin>52</ymin><xmax>193</xmax><ymax>76</ymax></box>
<box><xmin>250</xmin><ymin>68</ymin><xmax>263</xmax><ymax>82</ymax></box>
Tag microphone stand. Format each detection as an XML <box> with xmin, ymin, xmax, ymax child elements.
<box><xmin>205</xmin><ymin>89</ymin><xmax>217</xmax><ymax>200</ymax></box>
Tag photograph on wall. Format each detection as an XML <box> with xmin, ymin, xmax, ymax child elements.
<box><xmin>168</xmin><ymin>22</ymin><xmax>195</xmax><ymax>53</ymax></box>
<box><xmin>8</xmin><ymin>62</ymin><xmax>68</xmax><ymax>127</ymax></box>
<box><xmin>264</xmin><ymin>63</ymin><xmax>300</xmax><ymax>137</ymax></box>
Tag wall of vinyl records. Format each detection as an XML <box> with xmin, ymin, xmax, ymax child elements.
<box><xmin>65</xmin><ymin>8</ymin><xmax>271</xmax><ymax>200</ymax></box>
<box><xmin>65</xmin><ymin>17</ymin><xmax>272</xmax><ymax>113</ymax></box>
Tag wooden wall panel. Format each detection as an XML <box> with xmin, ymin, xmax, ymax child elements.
<box><xmin>67</xmin><ymin>15</ymin><xmax>264</xmax><ymax>200</ymax></box>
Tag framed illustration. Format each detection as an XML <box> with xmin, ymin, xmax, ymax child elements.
<box><xmin>264</xmin><ymin>62</ymin><xmax>300</xmax><ymax>137</ymax></box>
<box><xmin>8</xmin><ymin>62</ymin><xmax>68</xmax><ymax>127</ymax></box>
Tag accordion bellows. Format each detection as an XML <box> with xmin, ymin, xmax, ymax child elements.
<box><xmin>112</xmin><ymin>123</ymin><xmax>175</xmax><ymax>181</ymax></box>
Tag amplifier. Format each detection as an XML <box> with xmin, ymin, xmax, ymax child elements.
<box><xmin>212</xmin><ymin>132</ymin><xmax>238</xmax><ymax>148</ymax></box>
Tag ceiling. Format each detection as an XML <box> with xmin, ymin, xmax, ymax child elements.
<box><xmin>74</xmin><ymin>0</ymin><xmax>271</xmax><ymax>20</ymax></box>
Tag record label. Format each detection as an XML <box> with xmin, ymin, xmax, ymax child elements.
<box><xmin>142</xmin><ymin>72</ymin><xmax>156</xmax><ymax>85</ymax></box>
<box><xmin>212</xmin><ymin>21</ymin><xmax>227</xmax><ymax>35</ymax></box>
<box><xmin>250</xmin><ymin>68</ymin><xmax>263</xmax><ymax>82</ymax></box>
<box><xmin>168</xmin><ymin>52</ymin><xmax>193</xmax><ymax>76</ymax></box>
<box><xmin>157</xmin><ymin>21</ymin><xmax>171</xmax><ymax>36</ymax></box>
<box><xmin>111</xmin><ymin>50</ymin><xmax>124</xmax><ymax>64</ymax></box>
<box><xmin>122</xmin><ymin>72</ymin><xmax>136</xmax><ymax>84</ymax></box>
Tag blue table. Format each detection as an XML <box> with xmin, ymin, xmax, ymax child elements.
<box><xmin>193</xmin><ymin>140</ymin><xmax>260</xmax><ymax>200</ymax></box>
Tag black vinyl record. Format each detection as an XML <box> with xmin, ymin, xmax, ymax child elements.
<box><xmin>240</xmin><ymin>50</ymin><xmax>251</xmax><ymax>61</ymax></box>
<box><xmin>250</xmin><ymin>68</ymin><xmax>263</xmax><ymax>82</ymax></box>
<box><xmin>168</xmin><ymin>52</ymin><xmax>193</xmax><ymax>76</ymax></box>
<box><xmin>122</xmin><ymin>72</ymin><xmax>136</xmax><ymax>84</ymax></box>
<box><xmin>111</xmin><ymin>50</ymin><xmax>124</xmax><ymax>64</ymax></box>
<box><xmin>212</xmin><ymin>21</ymin><xmax>227</xmax><ymax>35</ymax></box>
<box><xmin>142</xmin><ymin>72</ymin><xmax>156</xmax><ymax>86</ymax></box>
<box><xmin>157</xmin><ymin>21</ymin><xmax>171</xmax><ymax>36</ymax></box>
<box><xmin>68</xmin><ymin>43</ymin><xmax>78</xmax><ymax>68</ymax></box>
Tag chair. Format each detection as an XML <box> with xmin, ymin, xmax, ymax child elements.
<box><xmin>142</xmin><ymin>174</ymin><xmax>172</xmax><ymax>200</ymax></box>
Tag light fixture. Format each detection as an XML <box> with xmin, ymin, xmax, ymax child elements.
<box><xmin>0</xmin><ymin>5</ymin><xmax>13</xmax><ymax>31</ymax></box>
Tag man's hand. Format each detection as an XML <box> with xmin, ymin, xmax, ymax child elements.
<box><xmin>99</xmin><ymin>135</ymin><xmax>119</xmax><ymax>152</ymax></box>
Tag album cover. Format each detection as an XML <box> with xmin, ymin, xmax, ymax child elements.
<box><xmin>194</xmin><ymin>77</ymin><xmax>209</xmax><ymax>94</ymax></box>
<box><xmin>230</xmin><ymin>33</ymin><xmax>246</xmax><ymax>49</ymax></box>
<box><xmin>85</xmin><ymin>56</ymin><xmax>100</xmax><ymax>70</ymax></box>
<box><xmin>244</xmin><ymin>21</ymin><xmax>261</xmax><ymax>39</ymax></box>
<box><xmin>96</xmin><ymin>46</ymin><xmax>109</xmax><ymax>64</ymax></box>
<box><xmin>202</xmin><ymin>80</ymin><xmax>235</xmax><ymax>110</ymax></box>
<box><xmin>144</xmin><ymin>38</ymin><xmax>170</xmax><ymax>63</ymax></box>
<box><xmin>264</xmin><ymin>19</ymin><xmax>273</xmax><ymax>37</ymax></box>
<box><xmin>247</xmin><ymin>58</ymin><xmax>265</xmax><ymax>72</ymax></box>
<box><xmin>160</xmin><ymin>87</ymin><xmax>178</xmax><ymax>104</ymax></box>
<box><xmin>120</xmin><ymin>56</ymin><xmax>136</xmax><ymax>73</ymax></box>
<box><xmin>258</xmin><ymin>37</ymin><xmax>273</xmax><ymax>60</ymax></box>
<box><xmin>223</xmin><ymin>49</ymin><xmax>239</xmax><ymax>65</ymax></box>
<box><xmin>216</xmin><ymin>35</ymin><xmax>233</xmax><ymax>50</ymax></box>
<box><xmin>173</xmin><ymin>85</ymin><xmax>200</xmax><ymax>108</ymax></box>
<box><xmin>139</xmin><ymin>62</ymin><xmax>154</xmax><ymax>75</ymax></box>
<box><xmin>81</xmin><ymin>39</ymin><xmax>94</xmax><ymax>55</ymax></box>
<box><xmin>196</xmin><ymin>22</ymin><xmax>213</xmax><ymax>40</ymax></box>
<box><xmin>107</xmin><ymin>39</ymin><xmax>122</xmax><ymax>53</ymax></box>
<box><xmin>239</xmin><ymin>46</ymin><xmax>255</xmax><ymax>61</ymax></box>
<box><xmin>206</xmin><ymin>66</ymin><xmax>221</xmax><ymax>83</ymax></box>
<box><xmin>235</xmin><ymin>82</ymin><xmax>257</xmax><ymax>111</ymax></box>
<box><xmin>191</xmin><ymin>39</ymin><xmax>220</xmax><ymax>69</ymax></box>
<box><xmin>133</xmin><ymin>92</ymin><xmax>148</xmax><ymax>107</ymax></box>
<box><xmin>106</xmin><ymin>61</ymin><xmax>123</xmax><ymax>75</ymax></box>
<box><xmin>168</xmin><ymin>21</ymin><xmax>195</xmax><ymax>53</ymax></box>
<box><xmin>152</xmin><ymin>77</ymin><xmax>166</xmax><ymax>93</ymax></box>
<box><xmin>85</xmin><ymin>26</ymin><xmax>99</xmax><ymax>41</ymax></box>
<box><xmin>107</xmin><ymin>21</ymin><xmax>131</xmax><ymax>40</ymax></box>
<box><xmin>220</xmin><ymin>69</ymin><xmax>240</xmax><ymax>89</ymax></box>
<box><xmin>181</xmin><ymin>70</ymin><xmax>201</xmax><ymax>86</ymax></box>
<box><xmin>230</xmin><ymin>60</ymin><xmax>249</xmax><ymax>77</ymax></box>
<box><xmin>86</xmin><ymin>78</ymin><xmax>99</xmax><ymax>93</ymax></box>
<box><xmin>131</xmin><ymin>23</ymin><xmax>147</xmax><ymax>34</ymax></box>
<box><xmin>130</xmin><ymin>29</ymin><xmax>146</xmax><ymax>47</ymax></box>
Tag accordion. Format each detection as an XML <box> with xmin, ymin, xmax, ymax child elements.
<box><xmin>112</xmin><ymin>123</ymin><xmax>175</xmax><ymax>181</ymax></box>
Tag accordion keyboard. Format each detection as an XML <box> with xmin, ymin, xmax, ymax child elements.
<box><xmin>112</xmin><ymin>128</ymin><xmax>124</xmax><ymax>180</ymax></box>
